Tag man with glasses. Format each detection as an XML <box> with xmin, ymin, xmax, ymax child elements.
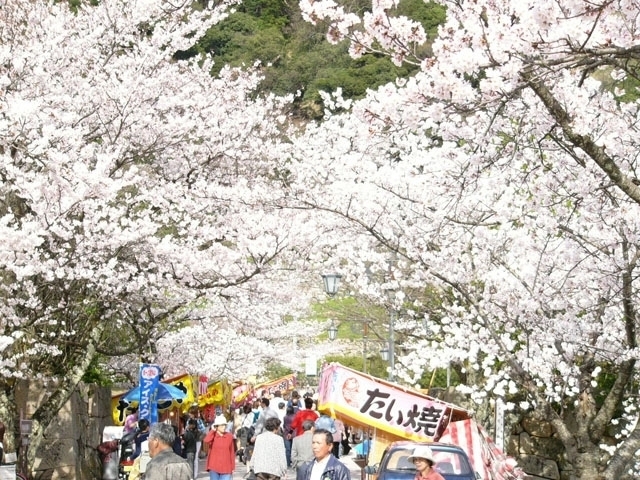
<box><xmin>145</xmin><ymin>423</ymin><xmax>193</xmax><ymax>480</ymax></box>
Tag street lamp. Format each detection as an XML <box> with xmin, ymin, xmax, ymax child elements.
<box><xmin>380</xmin><ymin>345</ymin><xmax>389</xmax><ymax>361</ymax></box>
<box><xmin>321</xmin><ymin>273</ymin><xmax>342</xmax><ymax>297</ymax></box>
<box><xmin>328</xmin><ymin>320</ymin><xmax>338</xmax><ymax>341</ymax></box>
<box><xmin>323</xmin><ymin>273</ymin><xmax>341</xmax><ymax>342</ymax></box>
<box><xmin>322</xmin><ymin>274</ymin><xmax>373</xmax><ymax>373</ymax></box>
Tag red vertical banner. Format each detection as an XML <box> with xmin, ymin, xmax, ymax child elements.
<box><xmin>198</xmin><ymin>375</ymin><xmax>208</xmax><ymax>396</ymax></box>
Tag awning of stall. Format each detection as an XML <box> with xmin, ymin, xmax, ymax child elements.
<box><xmin>316</xmin><ymin>363</ymin><xmax>525</xmax><ymax>480</ymax></box>
<box><xmin>111</xmin><ymin>373</ymin><xmax>231</xmax><ymax>425</ymax></box>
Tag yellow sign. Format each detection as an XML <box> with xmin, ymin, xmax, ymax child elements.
<box><xmin>197</xmin><ymin>379</ymin><xmax>231</xmax><ymax>407</ymax></box>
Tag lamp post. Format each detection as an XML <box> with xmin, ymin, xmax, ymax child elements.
<box><xmin>379</xmin><ymin>310</ymin><xmax>396</xmax><ymax>381</ymax></box>
<box><xmin>322</xmin><ymin>273</ymin><xmax>341</xmax><ymax>342</ymax></box>
<box><xmin>323</xmin><ymin>273</ymin><xmax>372</xmax><ymax>373</ymax></box>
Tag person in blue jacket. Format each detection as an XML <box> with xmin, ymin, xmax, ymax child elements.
<box><xmin>296</xmin><ymin>429</ymin><xmax>351</xmax><ymax>480</ymax></box>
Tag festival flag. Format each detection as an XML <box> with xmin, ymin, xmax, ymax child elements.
<box><xmin>138</xmin><ymin>363</ymin><xmax>161</xmax><ymax>423</ymax></box>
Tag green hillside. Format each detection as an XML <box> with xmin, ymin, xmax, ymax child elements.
<box><xmin>180</xmin><ymin>0</ymin><xmax>446</xmax><ymax>118</ymax></box>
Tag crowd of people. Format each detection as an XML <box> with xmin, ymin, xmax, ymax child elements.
<box><xmin>122</xmin><ymin>389</ymin><xmax>363</xmax><ymax>480</ymax></box>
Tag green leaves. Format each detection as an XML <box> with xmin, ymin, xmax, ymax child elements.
<box><xmin>186</xmin><ymin>0</ymin><xmax>445</xmax><ymax>118</ymax></box>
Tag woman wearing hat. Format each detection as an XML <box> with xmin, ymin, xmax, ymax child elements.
<box><xmin>408</xmin><ymin>445</ymin><xmax>445</xmax><ymax>480</ymax></box>
<box><xmin>204</xmin><ymin>414</ymin><xmax>236</xmax><ymax>480</ymax></box>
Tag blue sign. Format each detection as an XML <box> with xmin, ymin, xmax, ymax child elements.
<box><xmin>138</xmin><ymin>364</ymin><xmax>161</xmax><ymax>424</ymax></box>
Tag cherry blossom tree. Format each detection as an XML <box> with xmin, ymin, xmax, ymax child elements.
<box><xmin>284</xmin><ymin>0</ymin><xmax>640</xmax><ymax>478</ymax></box>
<box><xmin>0</xmin><ymin>0</ymin><xmax>313</xmax><ymax>472</ymax></box>
<box><xmin>154</xmin><ymin>274</ymin><xmax>342</xmax><ymax>380</ymax></box>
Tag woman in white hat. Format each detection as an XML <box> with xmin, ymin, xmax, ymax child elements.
<box><xmin>407</xmin><ymin>445</ymin><xmax>445</xmax><ymax>480</ymax></box>
<box><xmin>203</xmin><ymin>414</ymin><xmax>236</xmax><ymax>480</ymax></box>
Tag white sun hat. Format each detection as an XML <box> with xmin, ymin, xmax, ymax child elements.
<box><xmin>407</xmin><ymin>445</ymin><xmax>434</xmax><ymax>462</ymax></box>
<box><xmin>212</xmin><ymin>415</ymin><xmax>228</xmax><ymax>427</ymax></box>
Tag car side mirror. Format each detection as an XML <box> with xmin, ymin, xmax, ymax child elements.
<box><xmin>364</xmin><ymin>464</ymin><xmax>379</xmax><ymax>474</ymax></box>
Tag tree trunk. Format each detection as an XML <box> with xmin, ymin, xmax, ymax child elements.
<box><xmin>22</xmin><ymin>322</ymin><xmax>107</xmax><ymax>478</ymax></box>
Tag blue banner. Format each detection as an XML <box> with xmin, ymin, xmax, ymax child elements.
<box><xmin>138</xmin><ymin>363</ymin><xmax>161</xmax><ymax>424</ymax></box>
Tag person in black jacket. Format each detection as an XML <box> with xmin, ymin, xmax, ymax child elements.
<box><xmin>171</xmin><ymin>425</ymin><xmax>183</xmax><ymax>457</ymax></box>
<box><xmin>182</xmin><ymin>419</ymin><xmax>198</xmax><ymax>475</ymax></box>
<box><xmin>130</xmin><ymin>419</ymin><xmax>150</xmax><ymax>460</ymax></box>
<box><xmin>296</xmin><ymin>429</ymin><xmax>351</xmax><ymax>480</ymax></box>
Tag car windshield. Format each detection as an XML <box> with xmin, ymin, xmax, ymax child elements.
<box><xmin>384</xmin><ymin>447</ymin><xmax>473</xmax><ymax>476</ymax></box>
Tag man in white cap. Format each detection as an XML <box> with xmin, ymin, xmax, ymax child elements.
<box><xmin>407</xmin><ymin>445</ymin><xmax>445</xmax><ymax>480</ymax></box>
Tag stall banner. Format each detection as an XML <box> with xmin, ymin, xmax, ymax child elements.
<box><xmin>317</xmin><ymin>363</ymin><xmax>448</xmax><ymax>442</ymax></box>
<box><xmin>164</xmin><ymin>373</ymin><xmax>197</xmax><ymax>409</ymax></box>
<box><xmin>139</xmin><ymin>364</ymin><xmax>161</xmax><ymax>424</ymax></box>
<box><xmin>112</xmin><ymin>396</ymin><xmax>128</xmax><ymax>426</ymax></box>
<box><xmin>254</xmin><ymin>374</ymin><xmax>297</xmax><ymax>397</ymax></box>
<box><xmin>232</xmin><ymin>383</ymin><xmax>254</xmax><ymax>406</ymax></box>
<box><xmin>196</xmin><ymin>378</ymin><xmax>231</xmax><ymax>407</ymax></box>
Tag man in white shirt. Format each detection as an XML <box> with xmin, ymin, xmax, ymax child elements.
<box><xmin>276</xmin><ymin>401</ymin><xmax>287</xmax><ymax>423</ymax></box>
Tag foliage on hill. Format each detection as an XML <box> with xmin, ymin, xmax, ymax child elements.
<box><xmin>178</xmin><ymin>0</ymin><xmax>446</xmax><ymax>118</ymax></box>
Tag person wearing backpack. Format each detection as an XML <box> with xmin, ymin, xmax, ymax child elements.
<box><xmin>286</xmin><ymin>391</ymin><xmax>302</xmax><ymax>414</ymax></box>
<box><xmin>237</xmin><ymin>404</ymin><xmax>256</xmax><ymax>465</ymax></box>
<box><xmin>252</xmin><ymin>397</ymin><xmax>279</xmax><ymax>440</ymax></box>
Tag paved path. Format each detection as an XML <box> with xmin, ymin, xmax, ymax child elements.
<box><xmin>194</xmin><ymin>453</ymin><xmax>363</xmax><ymax>480</ymax></box>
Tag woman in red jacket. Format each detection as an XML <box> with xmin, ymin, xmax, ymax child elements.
<box><xmin>204</xmin><ymin>414</ymin><xmax>235</xmax><ymax>480</ymax></box>
<box><xmin>290</xmin><ymin>397</ymin><xmax>319</xmax><ymax>437</ymax></box>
